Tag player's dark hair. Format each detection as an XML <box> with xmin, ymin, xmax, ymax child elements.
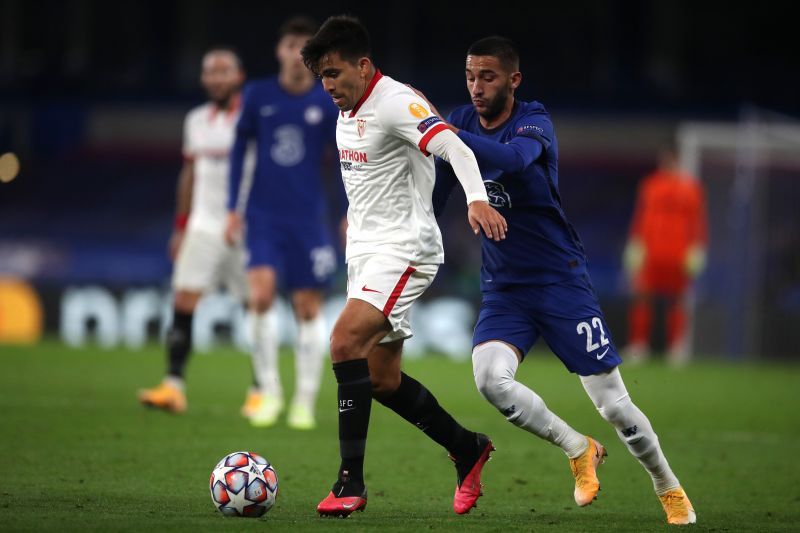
<box><xmin>278</xmin><ymin>15</ymin><xmax>318</xmax><ymax>39</ymax></box>
<box><xmin>204</xmin><ymin>46</ymin><xmax>244</xmax><ymax>71</ymax></box>
<box><xmin>467</xmin><ymin>36</ymin><xmax>520</xmax><ymax>72</ymax></box>
<box><xmin>301</xmin><ymin>15</ymin><xmax>371</xmax><ymax>76</ymax></box>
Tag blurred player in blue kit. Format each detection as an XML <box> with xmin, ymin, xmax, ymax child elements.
<box><xmin>428</xmin><ymin>37</ymin><xmax>696</xmax><ymax>525</ymax></box>
<box><xmin>225</xmin><ymin>16</ymin><xmax>343</xmax><ymax>430</ymax></box>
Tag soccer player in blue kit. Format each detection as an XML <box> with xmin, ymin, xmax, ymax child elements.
<box><xmin>429</xmin><ymin>37</ymin><xmax>696</xmax><ymax>525</ymax></box>
<box><xmin>226</xmin><ymin>17</ymin><xmax>342</xmax><ymax>430</ymax></box>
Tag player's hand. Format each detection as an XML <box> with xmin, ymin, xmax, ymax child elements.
<box><xmin>168</xmin><ymin>230</ymin><xmax>184</xmax><ymax>262</ymax></box>
<box><xmin>225</xmin><ymin>212</ymin><xmax>242</xmax><ymax>246</ymax></box>
<box><xmin>468</xmin><ymin>201</ymin><xmax>507</xmax><ymax>241</ymax></box>
<box><xmin>684</xmin><ymin>245</ymin><xmax>707</xmax><ymax>278</ymax></box>
<box><xmin>622</xmin><ymin>239</ymin><xmax>645</xmax><ymax>277</ymax></box>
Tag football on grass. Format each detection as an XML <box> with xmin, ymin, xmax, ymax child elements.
<box><xmin>209</xmin><ymin>451</ymin><xmax>278</xmax><ymax>517</ymax></box>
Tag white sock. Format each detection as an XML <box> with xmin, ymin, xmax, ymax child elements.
<box><xmin>246</xmin><ymin>308</ymin><xmax>281</xmax><ymax>398</ymax></box>
<box><xmin>473</xmin><ymin>342</ymin><xmax>587</xmax><ymax>458</ymax></box>
<box><xmin>163</xmin><ymin>375</ymin><xmax>185</xmax><ymax>391</ymax></box>
<box><xmin>293</xmin><ymin>314</ymin><xmax>326</xmax><ymax>410</ymax></box>
<box><xmin>580</xmin><ymin>367</ymin><xmax>680</xmax><ymax>494</ymax></box>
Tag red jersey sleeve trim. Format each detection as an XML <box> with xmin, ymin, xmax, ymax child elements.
<box><xmin>349</xmin><ymin>70</ymin><xmax>383</xmax><ymax>118</ymax></box>
<box><xmin>418</xmin><ymin>123</ymin><xmax>450</xmax><ymax>156</ymax></box>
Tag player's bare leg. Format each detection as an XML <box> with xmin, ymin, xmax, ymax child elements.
<box><xmin>371</xmin><ymin>341</ymin><xmax>495</xmax><ymax>515</ymax></box>
<box><xmin>138</xmin><ymin>289</ymin><xmax>200</xmax><ymax>413</ymax></box>
<box><xmin>581</xmin><ymin>368</ymin><xmax>695</xmax><ymax>524</ymax></box>
<box><xmin>246</xmin><ymin>267</ymin><xmax>283</xmax><ymax>427</ymax></box>
<box><xmin>472</xmin><ymin>341</ymin><xmax>602</xmax><ymax>506</ymax></box>
<box><xmin>288</xmin><ymin>289</ymin><xmax>326</xmax><ymax>429</ymax></box>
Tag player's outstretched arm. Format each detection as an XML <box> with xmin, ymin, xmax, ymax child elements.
<box><xmin>228</xmin><ymin>131</ymin><xmax>251</xmax><ymax>214</ymax></box>
<box><xmin>225</xmin><ymin>127</ymin><xmax>249</xmax><ymax>247</ymax></box>
<box><xmin>227</xmin><ymin>84</ymin><xmax>257</xmax><ymax>217</ymax></box>
<box><xmin>407</xmin><ymin>84</ymin><xmax>540</xmax><ymax>174</ymax></box>
<box><xmin>457</xmin><ymin>130</ymin><xmax>542</xmax><ymax>173</ymax></box>
<box><xmin>426</xmin><ymin>129</ymin><xmax>507</xmax><ymax>241</ymax></box>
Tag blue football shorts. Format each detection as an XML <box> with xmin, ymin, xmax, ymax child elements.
<box><xmin>245</xmin><ymin>216</ymin><xmax>336</xmax><ymax>290</ymax></box>
<box><xmin>473</xmin><ymin>274</ymin><xmax>622</xmax><ymax>376</ymax></box>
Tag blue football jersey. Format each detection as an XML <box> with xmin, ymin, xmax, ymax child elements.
<box><xmin>434</xmin><ymin>100</ymin><xmax>587</xmax><ymax>290</ymax></box>
<box><xmin>228</xmin><ymin>77</ymin><xmax>339</xmax><ymax>225</ymax></box>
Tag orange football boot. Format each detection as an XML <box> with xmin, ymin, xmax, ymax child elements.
<box><xmin>659</xmin><ymin>487</ymin><xmax>696</xmax><ymax>525</ymax></box>
<box><xmin>137</xmin><ymin>381</ymin><xmax>186</xmax><ymax>413</ymax></box>
<box><xmin>569</xmin><ymin>436</ymin><xmax>607</xmax><ymax>506</ymax></box>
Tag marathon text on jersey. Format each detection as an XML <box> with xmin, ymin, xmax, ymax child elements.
<box><xmin>339</xmin><ymin>148</ymin><xmax>368</xmax><ymax>163</ymax></box>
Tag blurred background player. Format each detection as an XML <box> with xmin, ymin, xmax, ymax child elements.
<box><xmin>138</xmin><ymin>47</ymin><xmax>251</xmax><ymax>413</ymax></box>
<box><xmin>622</xmin><ymin>146</ymin><xmax>708</xmax><ymax>364</ymax></box>
<box><xmin>225</xmin><ymin>16</ymin><xmax>342</xmax><ymax>430</ymax></box>
<box><xmin>429</xmin><ymin>37</ymin><xmax>696</xmax><ymax>525</ymax></box>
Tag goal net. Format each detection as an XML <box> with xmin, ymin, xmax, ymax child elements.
<box><xmin>677</xmin><ymin>108</ymin><xmax>800</xmax><ymax>360</ymax></box>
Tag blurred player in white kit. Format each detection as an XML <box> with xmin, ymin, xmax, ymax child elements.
<box><xmin>138</xmin><ymin>47</ymin><xmax>266</xmax><ymax>416</ymax></box>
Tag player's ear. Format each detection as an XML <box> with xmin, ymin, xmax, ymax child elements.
<box><xmin>510</xmin><ymin>71</ymin><xmax>522</xmax><ymax>90</ymax></box>
<box><xmin>358</xmin><ymin>57</ymin><xmax>371</xmax><ymax>78</ymax></box>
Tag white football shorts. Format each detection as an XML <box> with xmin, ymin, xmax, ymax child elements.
<box><xmin>172</xmin><ymin>229</ymin><xmax>248</xmax><ymax>301</ymax></box>
<box><xmin>346</xmin><ymin>254</ymin><xmax>439</xmax><ymax>343</ymax></box>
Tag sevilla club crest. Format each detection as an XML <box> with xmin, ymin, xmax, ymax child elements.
<box><xmin>357</xmin><ymin>119</ymin><xmax>367</xmax><ymax>138</ymax></box>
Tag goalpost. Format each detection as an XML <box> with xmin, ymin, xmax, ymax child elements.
<box><xmin>676</xmin><ymin>108</ymin><xmax>800</xmax><ymax>360</ymax></box>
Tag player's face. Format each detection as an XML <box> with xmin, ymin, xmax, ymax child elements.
<box><xmin>276</xmin><ymin>33</ymin><xmax>312</xmax><ymax>77</ymax></box>
<box><xmin>317</xmin><ymin>52</ymin><xmax>369</xmax><ymax>111</ymax></box>
<box><xmin>201</xmin><ymin>52</ymin><xmax>243</xmax><ymax>106</ymax></box>
<box><xmin>465</xmin><ymin>55</ymin><xmax>517</xmax><ymax>121</ymax></box>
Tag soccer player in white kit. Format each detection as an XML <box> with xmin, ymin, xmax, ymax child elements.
<box><xmin>138</xmin><ymin>48</ymin><xmax>258</xmax><ymax>413</ymax></box>
<box><xmin>301</xmin><ymin>16</ymin><xmax>508</xmax><ymax>517</ymax></box>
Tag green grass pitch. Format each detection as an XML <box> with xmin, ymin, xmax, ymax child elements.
<box><xmin>1</xmin><ymin>341</ymin><xmax>799</xmax><ymax>531</ymax></box>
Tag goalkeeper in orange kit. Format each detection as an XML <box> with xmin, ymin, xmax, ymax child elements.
<box><xmin>622</xmin><ymin>147</ymin><xmax>708</xmax><ymax>364</ymax></box>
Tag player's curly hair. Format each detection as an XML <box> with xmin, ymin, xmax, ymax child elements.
<box><xmin>300</xmin><ymin>15</ymin><xmax>371</xmax><ymax>76</ymax></box>
<box><xmin>467</xmin><ymin>36</ymin><xmax>520</xmax><ymax>72</ymax></box>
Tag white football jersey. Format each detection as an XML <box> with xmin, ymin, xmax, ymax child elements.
<box><xmin>336</xmin><ymin>72</ymin><xmax>450</xmax><ymax>264</ymax></box>
<box><xmin>182</xmin><ymin>100</ymin><xmax>253</xmax><ymax>235</ymax></box>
